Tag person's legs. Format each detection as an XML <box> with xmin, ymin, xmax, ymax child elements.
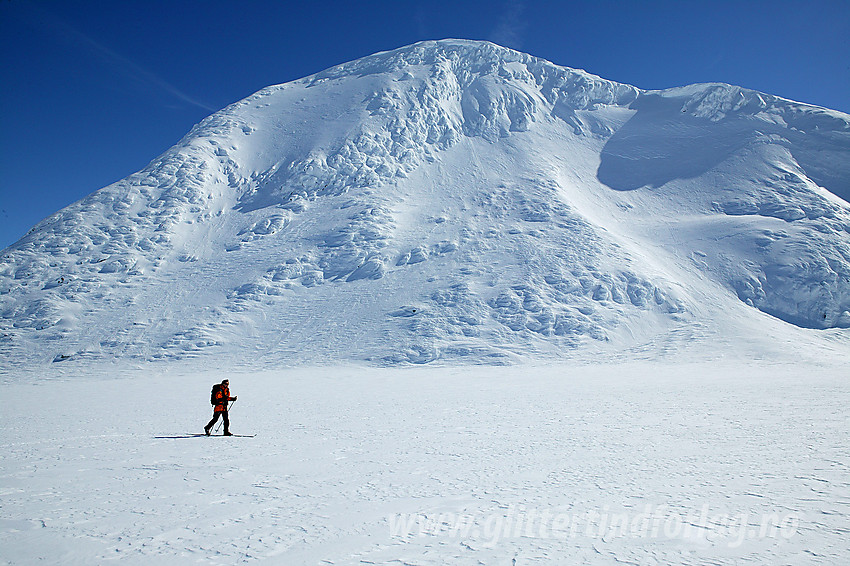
<box><xmin>205</xmin><ymin>411</ymin><xmax>221</xmax><ymax>434</ymax></box>
<box><xmin>222</xmin><ymin>411</ymin><xmax>230</xmax><ymax>435</ymax></box>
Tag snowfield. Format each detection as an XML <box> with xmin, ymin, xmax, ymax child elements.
<box><xmin>2</xmin><ymin>362</ymin><xmax>848</xmax><ymax>565</ymax></box>
<box><xmin>1</xmin><ymin>39</ymin><xmax>849</xmax><ymax>565</ymax></box>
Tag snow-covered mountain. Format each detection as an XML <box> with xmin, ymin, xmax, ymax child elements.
<box><xmin>2</xmin><ymin>39</ymin><xmax>849</xmax><ymax>368</ymax></box>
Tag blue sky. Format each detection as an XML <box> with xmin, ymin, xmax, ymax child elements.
<box><xmin>1</xmin><ymin>0</ymin><xmax>848</xmax><ymax>250</ymax></box>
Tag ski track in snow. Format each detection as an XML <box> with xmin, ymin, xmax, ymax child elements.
<box><xmin>1</xmin><ymin>363</ymin><xmax>848</xmax><ymax>565</ymax></box>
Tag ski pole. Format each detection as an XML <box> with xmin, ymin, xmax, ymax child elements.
<box><xmin>214</xmin><ymin>398</ymin><xmax>236</xmax><ymax>434</ymax></box>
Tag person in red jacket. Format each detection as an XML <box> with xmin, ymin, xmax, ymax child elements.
<box><xmin>205</xmin><ymin>379</ymin><xmax>237</xmax><ymax>436</ymax></box>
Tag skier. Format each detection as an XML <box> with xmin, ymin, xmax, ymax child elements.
<box><xmin>205</xmin><ymin>379</ymin><xmax>237</xmax><ymax>436</ymax></box>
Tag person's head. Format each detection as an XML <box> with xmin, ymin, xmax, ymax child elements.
<box><xmin>222</xmin><ymin>379</ymin><xmax>229</xmax><ymax>386</ymax></box>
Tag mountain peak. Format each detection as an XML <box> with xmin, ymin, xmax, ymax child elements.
<box><xmin>2</xmin><ymin>42</ymin><xmax>849</xmax><ymax>368</ymax></box>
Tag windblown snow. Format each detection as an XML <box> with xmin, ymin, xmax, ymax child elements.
<box><xmin>2</xmin><ymin>39</ymin><xmax>849</xmax><ymax>566</ymax></box>
<box><xmin>2</xmin><ymin>39</ymin><xmax>849</xmax><ymax>367</ymax></box>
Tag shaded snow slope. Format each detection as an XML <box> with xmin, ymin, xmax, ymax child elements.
<box><xmin>1</xmin><ymin>39</ymin><xmax>849</xmax><ymax>368</ymax></box>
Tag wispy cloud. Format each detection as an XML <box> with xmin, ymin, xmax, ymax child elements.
<box><xmin>18</xmin><ymin>4</ymin><xmax>215</xmax><ymax>112</ymax></box>
<box><xmin>488</xmin><ymin>1</ymin><xmax>528</xmax><ymax>49</ymax></box>
<box><xmin>70</xmin><ymin>29</ymin><xmax>216</xmax><ymax>112</ymax></box>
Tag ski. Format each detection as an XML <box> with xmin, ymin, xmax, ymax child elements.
<box><xmin>154</xmin><ymin>433</ymin><xmax>257</xmax><ymax>439</ymax></box>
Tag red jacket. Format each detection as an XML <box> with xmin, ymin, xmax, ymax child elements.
<box><xmin>213</xmin><ymin>385</ymin><xmax>234</xmax><ymax>413</ymax></box>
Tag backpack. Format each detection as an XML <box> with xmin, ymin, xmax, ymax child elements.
<box><xmin>211</xmin><ymin>384</ymin><xmax>221</xmax><ymax>405</ymax></box>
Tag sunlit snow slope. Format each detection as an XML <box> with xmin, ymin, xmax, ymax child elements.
<box><xmin>2</xmin><ymin>39</ymin><xmax>849</xmax><ymax>368</ymax></box>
